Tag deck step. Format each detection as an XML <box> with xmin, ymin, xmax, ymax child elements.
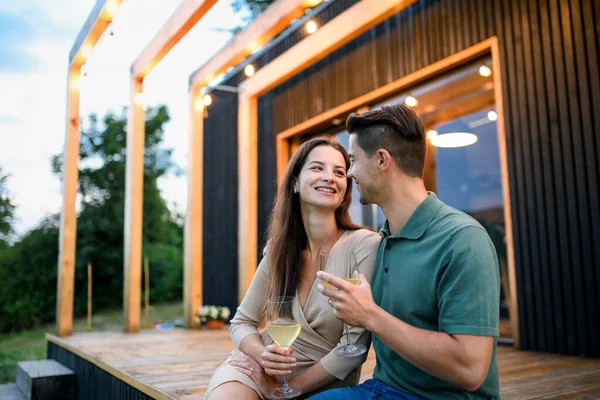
<box><xmin>0</xmin><ymin>383</ymin><xmax>27</xmax><ymax>400</ymax></box>
<box><xmin>16</xmin><ymin>359</ymin><xmax>75</xmax><ymax>400</ymax></box>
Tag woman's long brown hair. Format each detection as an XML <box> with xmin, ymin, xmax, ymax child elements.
<box><xmin>265</xmin><ymin>137</ymin><xmax>365</xmax><ymax>302</ymax></box>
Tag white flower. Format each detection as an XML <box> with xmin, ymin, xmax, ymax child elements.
<box><xmin>199</xmin><ymin>305</ymin><xmax>210</xmax><ymax>316</ymax></box>
<box><xmin>221</xmin><ymin>307</ymin><xmax>231</xmax><ymax>320</ymax></box>
<box><xmin>210</xmin><ymin>306</ymin><xmax>218</xmax><ymax>319</ymax></box>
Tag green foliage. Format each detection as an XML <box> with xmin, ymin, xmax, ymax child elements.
<box><xmin>0</xmin><ymin>167</ymin><xmax>16</xmax><ymax>245</ymax></box>
<box><xmin>0</xmin><ymin>216</ymin><xmax>59</xmax><ymax>332</ymax></box>
<box><xmin>0</xmin><ymin>105</ymin><xmax>183</xmax><ymax>333</ymax></box>
<box><xmin>225</xmin><ymin>0</ymin><xmax>277</xmax><ymax>33</ymax></box>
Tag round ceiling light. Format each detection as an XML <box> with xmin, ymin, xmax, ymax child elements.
<box><xmin>479</xmin><ymin>65</ymin><xmax>492</xmax><ymax>77</ymax></box>
<box><xmin>430</xmin><ymin>132</ymin><xmax>478</xmax><ymax>148</ymax></box>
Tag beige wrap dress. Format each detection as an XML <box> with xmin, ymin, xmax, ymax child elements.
<box><xmin>204</xmin><ymin>229</ymin><xmax>381</xmax><ymax>399</ymax></box>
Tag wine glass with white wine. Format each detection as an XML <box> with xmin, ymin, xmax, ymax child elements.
<box><xmin>324</xmin><ymin>251</ymin><xmax>368</xmax><ymax>357</ymax></box>
<box><xmin>266</xmin><ymin>296</ymin><xmax>302</xmax><ymax>399</ymax></box>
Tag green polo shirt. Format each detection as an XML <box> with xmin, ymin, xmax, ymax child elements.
<box><xmin>371</xmin><ymin>192</ymin><xmax>500</xmax><ymax>399</ymax></box>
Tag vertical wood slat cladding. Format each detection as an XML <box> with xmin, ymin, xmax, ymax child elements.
<box><xmin>254</xmin><ymin>0</ymin><xmax>599</xmax><ymax>357</ymax></box>
<box><xmin>202</xmin><ymin>76</ymin><xmax>240</xmax><ymax>316</ymax></box>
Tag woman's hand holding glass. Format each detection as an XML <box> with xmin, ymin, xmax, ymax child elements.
<box><xmin>260</xmin><ymin>344</ymin><xmax>297</xmax><ymax>377</ymax></box>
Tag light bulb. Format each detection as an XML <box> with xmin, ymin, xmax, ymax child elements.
<box><xmin>479</xmin><ymin>65</ymin><xmax>492</xmax><ymax>77</ymax></box>
<box><xmin>244</xmin><ymin>64</ymin><xmax>255</xmax><ymax>77</ymax></box>
<box><xmin>405</xmin><ymin>96</ymin><xmax>418</xmax><ymax>107</ymax></box>
<box><xmin>203</xmin><ymin>94</ymin><xmax>212</xmax><ymax>106</ymax></box>
<box><xmin>488</xmin><ymin>110</ymin><xmax>498</xmax><ymax>121</ymax></box>
<box><xmin>306</xmin><ymin>20</ymin><xmax>318</xmax><ymax>34</ymax></box>
<box><xmin>134</xmin><ymin>92</ymin><xmax>145</xmax><ymax>105</ymax></box>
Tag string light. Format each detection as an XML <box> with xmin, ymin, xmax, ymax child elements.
<box><xmin>244</xmin><ymin>64</ymin><xmax>255</xmax><ymax>77</ymax></box>
<box><xmin>405</xmin><ymin>96</ymin><xmax>418</xmax><ymax>107</ymax></box>
<box><xmin>305</xmin><ymin>20</ymin><xmax>318</xmax><ymax>34</ymax></box>
<box><xmin>134</xmin><ymin>92</ymin><xmax>145</xmax><ymax>105</ymax></box>
<box><xmin>203</xmin><ymin>94</ymin><xmax>213</xmax><ymax>106</ymax></box>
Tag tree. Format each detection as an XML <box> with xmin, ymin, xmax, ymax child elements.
<box><xmin>0</xmin><ymin>105</ymin><xmax>184</xmax><ymax>333</ymax></box>
<box><xmin>232</xmin><ymin>0</ymin><xmax>277</xmax><ymax>19</ymax></box>
<box><xmin>52</xmin><ymin>105</ymin><xmax>183</xmax><ymax>314</ymax></box>
<box><xmin>0</xmin><ymin>167</ymin><xmax>16</xmax><ymax>247</ymax></box>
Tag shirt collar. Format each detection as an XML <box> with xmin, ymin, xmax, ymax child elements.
<box><xmin>379</xmin><ymin>192</ymin><xmax>443</xmax><ymax>240</ymax></box>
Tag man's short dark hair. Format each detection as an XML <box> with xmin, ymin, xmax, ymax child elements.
<box><xmin>346</xmin><ymin>104</ymin><xmax>426</xmax><ymax>178</ymax></box>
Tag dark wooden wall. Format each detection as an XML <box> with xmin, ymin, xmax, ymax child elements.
<box><xmin>203</xmin><ymin>0</ymin><xmax>600</xmax><ymax>357</ymax></box>
<box><xmin>201</xmin><ymin>76</ymin><xmax>240</xmax><ymax>316</ymax></box>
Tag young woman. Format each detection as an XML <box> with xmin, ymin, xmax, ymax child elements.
<box><xmin>205</xmin><ymin>138</ymin><xmax>380</xmax><ymax>399</ymax></box>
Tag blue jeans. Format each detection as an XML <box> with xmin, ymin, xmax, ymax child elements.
<box><xmin>307</xmin><ymin>379</ymin><xmax>422</xmax><ymax>400</ymax></box>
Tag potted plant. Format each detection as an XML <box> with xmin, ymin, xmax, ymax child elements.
<box><xmin>196</xmin><ymin>305</ymin><xmax>231</xmax><ymax>330</ymax></box>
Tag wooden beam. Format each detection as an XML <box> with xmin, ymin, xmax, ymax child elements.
<box><xmin>491</xmin><ymin>36</ymin><xmax>520</xmax><ymax>348</ymax></box>
<box><xmin>56</xmin><ymin>66</ymin><xmax>82</xmax><ymax>337</ymax></box>
<box><xmin>124</xmin><ymin>79</ymin><xmax>145</xmax><ymax>333</ymax></box>
<box><xmin>239</xmin><ymin>0</ymin><xmax>419</xmax><ymax>98</ymax></box>
<box><xmin>238</xmin><ymin>94</ymin><xmax>258</xmax><ymax>303</ymax></box>
<box><xmin>132</xmin><ymin>0</ymin><xmax>218</xmax><ymax>79</ymax></box>
<box><xmin>189</xmin><ymin>0</ymin><xmax>321</xmax><ymax>92</ymax></box>
<box><xmin>184</xmin><ymin>93</ymin><xmax>204</xmax><ymax>328</ymax></box>
<box><xmin>69</xmin><ymin>0</ymin><xmax>123</xmax><ymax>65</ymax></box>
<box><xmin>58</xmin><ymin>0</ymin><xmax>124</xmax><ymax>337</ymax></box>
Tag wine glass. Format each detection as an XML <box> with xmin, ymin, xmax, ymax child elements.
<box><xmin>333</xmin><ymin>251</ymin><xmax>367</xmax><ymax>357</ymax></box>
<box><xmin>266</xmin><ymin>296</ymin><xmax>302</xmax><ymax>399</ymax></box>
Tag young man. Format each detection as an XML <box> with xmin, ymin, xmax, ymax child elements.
<box><xmin>312</xmin><ymin>104</ymin><xmax>500</xmax><ymax>399</ymax></box>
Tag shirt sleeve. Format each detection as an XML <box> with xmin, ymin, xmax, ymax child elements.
<box><xmin>437</xmin><ymin>226</ymin><xmax>500</xmax><ymax>337</ymax></box>
<box><xmin>229</xmin><ymin>256</ymin><xmax>269</xmax><ymax>348</ymax></box>
<box><xmin>320</xmin><ymin>230</ymin><xmax>381</xmax><ymax>380</ymax></box>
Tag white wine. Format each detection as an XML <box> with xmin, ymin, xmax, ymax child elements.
<box><xmin>266</xmin><ymin>320</ymin><xmax>301</xmax><ymax>348</ymax></box>
<box><xmin>322</xmin><ymin>277</ymin><xmax>360</xmax><ymax>290</ymax></box>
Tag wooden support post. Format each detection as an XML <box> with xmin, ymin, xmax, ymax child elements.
<box><xmin>124</xmin><ymin>78</ymin><xmax>145</xmax><ymax>333</ymax></box>
<box><xmin>87</xmin><ymin>263</ymin><xmax>92</xmax><ymax>331</ymax></box>
<box><xmin>57</xmin><ymin>66</ymin><xmax>81</xmax><ymax>337</ymax></box>
<box><xmin>237</xmin><ymin>93</ymin><xmax>258</xmax><ymax>303</ymax></box>
<box><xmin>184</xmin><ymin>91</ymin><xmax>203</xmax><ymax>328</ymax></box>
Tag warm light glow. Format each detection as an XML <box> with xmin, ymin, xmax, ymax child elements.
<box><xmin>332</xmin><ymin>118</ymin><xmax>343</xmax><ymax>126</ymax></box>
<box><xmin>479</xmin><ymin>65</ymin><xmax>492</xmax><ymax>77</ymax></box>
<box><xmin>405</xmin><ymin>96</ymin><xmax>418</xmax><ymax>107</ymax></box>
<box><xmin>81</xmin><ymin>45</ymin><xmax>92</xmax><ymax>59</ymax></box>
<box><xmin>430</xmin><ymin>132</ymin><xmax>478</xmax><ymax>148</ymax></box>
<box><xmin>427</xmin><ymin>130</ymin><xmax>438</xmax><ymax>140</ymax></box>
<box><xmin>199</xmin><ymin>87</ymin><xmax>208</xmax><ymax>95</ymax></box>
<box><xmin>194</xmin><ymin>97</ymin><xmax>204</xmax><ymax>111</ymax></box>
<box><xmin>244</xmin><ymin>64</ymin><xmax>255</xmax><ymax>77</ymax></box>
<box><xmin>72</xmin><ymin>77</ymin><xmax>81</xmax><ymax>90</ymax></box>
<box><xmin>487</xmin><ymin>110</ymin><xmax>498</xmax><ymax>121</ymax></box>
<box><xmin>304</xmin><ymin>0</ymin><xmax>323</xmax><ymax>6</ymax></box>
<box><xmin>134</xmin><ymin>92</ymin><xmax>145</xmax><ymax>105</ymax></box>
<box><xmin>106</xmin><ymin>1</ymin><xmax>120</xmax><ymax>17</ymax></box>
<box><xmin>203</xmin><ymin>94</ymin><xmax>213</xmax><ymax>106</ymax></box>
<box><xmin>306</xmin><ymin>20</ymin><xmax>318</xmax><ymax>34</ymax></box>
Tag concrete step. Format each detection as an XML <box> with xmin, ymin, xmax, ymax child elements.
<box><xmin>0</xmin><ymin>383</ymin><xmax>27</xmax><ymax>400</ymax></box>
<box><xmin>16</xmin><ymin>359</ymin><xmax>75</xmax><ymax>400</ymax></box>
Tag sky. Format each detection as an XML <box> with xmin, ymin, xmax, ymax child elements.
<box><xmin>0</xmin><ymin>0</ymin><xmax>246</xmax><ymax>235</ymax></box>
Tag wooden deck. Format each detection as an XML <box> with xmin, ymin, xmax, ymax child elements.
<box><xmin>46</xmin><ymin>328</ymin><xmax>600</xmax><ymax>399</ymax></box>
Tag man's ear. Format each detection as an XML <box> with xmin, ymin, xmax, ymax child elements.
<box><xmin>377</xmin><ymin>149</ymin><xmax>393</xmax><ymax>170</ymax></box>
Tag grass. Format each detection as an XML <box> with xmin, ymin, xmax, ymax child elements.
<box><xmin>0</xmin><ymin>302</ymin><xmax>184</xmax><ymax>384</ymax></box>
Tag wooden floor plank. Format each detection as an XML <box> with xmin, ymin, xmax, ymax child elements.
<box><xmin>46</xmin><ymin>329</ymin><xmax>600</xmax><ymax>399</ymax></box>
